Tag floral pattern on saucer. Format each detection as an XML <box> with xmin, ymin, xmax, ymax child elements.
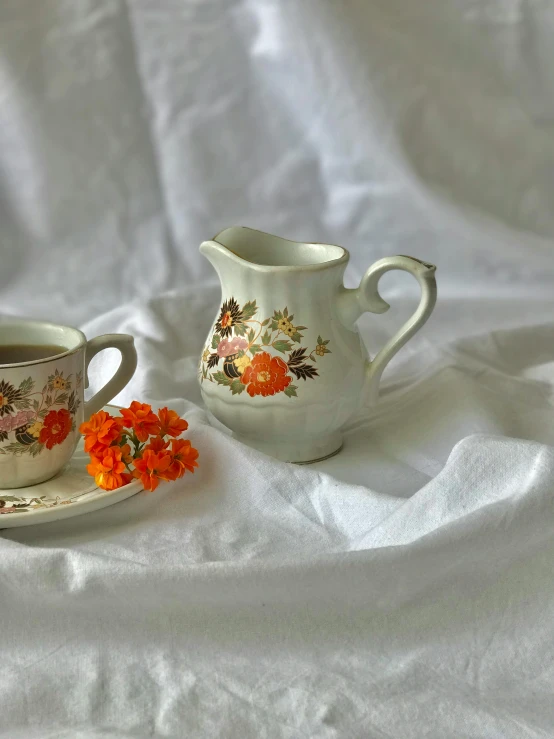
<box><xmin>0</xmin><ymin>494</ymin><xmax>80</xmax><ymax>514</ymax></box>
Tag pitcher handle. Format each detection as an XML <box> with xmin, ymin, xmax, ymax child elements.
<box><xmin>356</xmin><ymin>256</ymin><xmax>437</xmax><ymax>405</ymax></box>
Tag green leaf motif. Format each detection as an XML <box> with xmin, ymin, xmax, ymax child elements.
<box><xmin>237</xmin><ymin>349</ymin><xmax>245</xmax><ymax>358</ymax></box>
<box><xmin>33</xmin><ymin>399</ymin><xmax>40</xmax><ymax>411</ymax></box>
<box><xmin>55</xmin><ymin>392</ymin><xmax>68</xmax><ymax>405</ymax></box>
<box><xmin>261</xmin><ymin>318</ymin><xmax>270</xmax><ymax>326</ymax></box>
<box><xmin>230</xmin><ymin>379</ymin><xmax>246</xmax><ymax>395</ymax></box>
<box><xmin>46</xmin><ymin>395</ymin><xmax>52</xmax><ymax>406</ymax></box>
<box><xmin>212</xmin><ymin>372</ymin><xmax>232</xmax><ymax>387</ymax></box>
<box><xmin>273</xmin><ymin>310</ymin><xmax>283</xmax><ymax>320</ymax></box>
<box><xmin>242</xmin><ymin>300</ymin><xmax>258</xmax><ymax>320</ymax></box>
<box><xmin>284</xmin><ymin>385</ymin><xmax>298</xmax><ymax>398</ymax></box>
<box><xmin>2</xmin><ymin>442</ymin><xmax>27</xmax><ymax>455</ymax></box>
<box><xmin>283</xmin><ymin>307</ymin><xmax>289</xmax><ymax>318</ymax></box>
<box><xmin>211</xmin><ymin>334</ymin><xmax>221</xmax><ymax>349</ymax></box>
<box><xmin>18</xmin><ymin>377</ymin><xmax>34</xmax><ymax>394</ymax></box>
<box><xmin>323</xmin><ymin>339</ymin><xmax>330</xmax><ymax>345</ymax></box>
<box><xmin>317</xmin><ymin>335</ymin><xmax>323</xmax><ymax>345</ymax></box>
<box><xmin>234</xmin><ymin>323</ymin><xmax>247</xmax><ymax>336</ymax></box>
<box><xmin>29</xmin><ymin>442</ymin><xmax>43</xmax><ymax>458</ymax></box>
<box><xmin>38</xmin><ymin>409</ymin><xmax>49</xmax><ymax>419</ymax></box>
<box><xmin>247</xmin><ymin>328</ymin><xmax>255</xmax><ymax>342</ymax></box>
<box><xmin>261</xmin><ymin>330</ymin><xmax>271</xmax><ymax>345</ymax></box>
<box><xmin>14</xmin><ymin>398</ymin><xmax>32</xmax><ymax>410</ymax></box>
<box><xmin>250</xmin><ymin>344</ymin><xmax>262</xmax><ymax>355</ymax></box>
<box><xmin>291</xmin><ymin>331</ymin><xmax>303</xmax><ymax>343</ymax></box>
<box><xmin>273</xmin><ymin>340</ymin><xmax>293</xmax><ymax>354</ymax></box>
<box><xmin>270</xmin><ymin>320</ymin><xmax>278</xmax><ymax>331</ymax></box>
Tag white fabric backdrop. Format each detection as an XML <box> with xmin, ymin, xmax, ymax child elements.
<box><xmin>1</xmin><ymin>1</ymin><xmax>554</xmax><ymax>737</ymax></box>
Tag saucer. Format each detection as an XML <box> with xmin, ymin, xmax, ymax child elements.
<box><xmin>0</xmin><ymin>406</ymin><xmax>142</xmax><ymax>529</ymax></box>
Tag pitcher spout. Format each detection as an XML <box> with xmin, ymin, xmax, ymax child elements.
<box><xmin>199</xmin><ymin>239</ymin><xmax>235</xmax><ymax>278</ymax></box>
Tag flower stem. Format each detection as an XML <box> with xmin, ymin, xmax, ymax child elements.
<box><xmin>245</xmin><ymin>319</ymin><xmax>266</xmax><ymax>345</ymax></box>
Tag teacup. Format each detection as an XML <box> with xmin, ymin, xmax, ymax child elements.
<box><xmin>0</xmin><ymin>319</ymin><xmax>137</xmax><ymax>488</ymax></box>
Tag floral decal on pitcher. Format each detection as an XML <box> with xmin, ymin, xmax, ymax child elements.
<box><xmin>199</xmin><ymin>298</ymin><xmax>330</xmax><ymax>398</ymax></box>
<box><xmin>0</xmin><ymin>370</ymin><xmax>82</xmax><ymax>457</ymax></box>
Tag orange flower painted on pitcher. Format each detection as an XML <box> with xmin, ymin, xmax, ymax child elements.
<box><xmin>120</xmin><ymin>401</ymin><xmax>161</xmax><ymax>442</ymax></box>
<box><xmin>39</xmin><ymin>409</ymin><xmax>72</xmax><ymax>450</ymax></box>
<box><xmin>241</xmin><ymin>352</ymin><xmax>291</xmax><ymax>398</ymax></box>
<box><xmin>79</xmin><ymin>410</ymin><xmax>123</xmax><ymax>454</ymax></box>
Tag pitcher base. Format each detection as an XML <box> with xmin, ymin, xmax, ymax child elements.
<box><xmin>296</xmin><ymin>443</ymin><xmax>343</xmax><ymax>465</ymax></box>
<box><xmin>232</xmin><ymin>432</ymin><xmax>343</xmax><ymax>464</ymax></box>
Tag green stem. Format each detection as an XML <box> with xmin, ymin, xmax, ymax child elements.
<box><xmin>245</xmin><ymin>319</ymin><xmax>265</xmax><ymax>345</ymax></box>
<box><xmin>127</xmin><ymin>432</ymin><xmax>143</xmax><ymax>457</ymax></box>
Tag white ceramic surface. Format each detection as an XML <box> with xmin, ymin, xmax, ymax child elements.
<box><xmin>0</xmin><ymin>406</ymin><xmax>142</xmax><ymax>528</ymax></box>
<box><xmin>198</xmin><ymin>227</ymin><xmax>437</xmax><ymax>463</ymax></box>
<box><xmin>0</xmin><ymin>320</ymin><xmax>137</xmax><ymax>488</ymax></box>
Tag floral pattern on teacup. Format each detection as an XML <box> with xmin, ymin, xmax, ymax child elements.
<box><xmin>0</xmin><ymin>370</ymin><xmax>82</xmax><ymax>457</ymax></box>
<box><xmin>199</xmin><ymin>298</ymin><xmax>331</xmax><ymax>398</ymax></box>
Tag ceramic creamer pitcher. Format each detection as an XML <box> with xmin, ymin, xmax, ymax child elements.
<box><xmin>199</xmin><ymin>227</ymin><xmax>437</xmax><ymax>463</ymax></box>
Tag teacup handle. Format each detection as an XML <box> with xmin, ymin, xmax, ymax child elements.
<box><xmin>357</xmin><ymin>256</ymin><xmax>437</xmax><ymax>405</ymax></box>
<box><xmin>84</xmin><ymin>334</ymin><xmax>138</xmax><ymax>418</ymax></box>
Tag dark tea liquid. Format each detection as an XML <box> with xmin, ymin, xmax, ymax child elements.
<box><xmin>0</xmin><ymin>344</ymin><xmax>68</xmax><ymax>364</ymax></box>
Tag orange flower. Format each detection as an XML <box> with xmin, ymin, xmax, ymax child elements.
<box><xmin>145</xmin><ymin>436</ymin><xmax>169</xmax><ymax>454</ymax></box>
<box><xmin>87</xmin><ymin>446</ymin><xmax>128</xmax><ymax>491</ymax></box>
<box><xmin>79</xmin><ymin>410</ymin><xmax>123</xmax><ymax>454</ymax></box>
<box><xmin>241</xmin><ymin>352</ymin><xmax>292</xmax><ymax>397</ymax></box>
<box><xmin>165</xmin><ymin>438</ymin><xmax>199</xmax><ymax>480</ymax></box>
<box><xmin>120</xmin><ymin>443</ymin><xmax>133</xmax><ymax>465</ymax></box>
<box><xmin>133</xmin><ymin>449</ymin><xmax>172</xmax><ymax>492</ymax></box>
<box><xmin>39</xmin><ymin>408</ymin><xmax>72</xmax><ymax>450</ymax></box>
<box><xmin>158</xmin><ymin>407</ymin><xmax>188</xmax><ymax>438</ymax></box>
<box><xmin>119</xmin><ymin>401</ymin><xmax>160</xmax><ymax>442</ymax></box>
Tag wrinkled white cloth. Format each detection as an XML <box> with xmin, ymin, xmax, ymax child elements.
<box><xmin>2</xmin><ymin>1</ymin><xmax>554</xmax><ymax>737</ymax></box>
